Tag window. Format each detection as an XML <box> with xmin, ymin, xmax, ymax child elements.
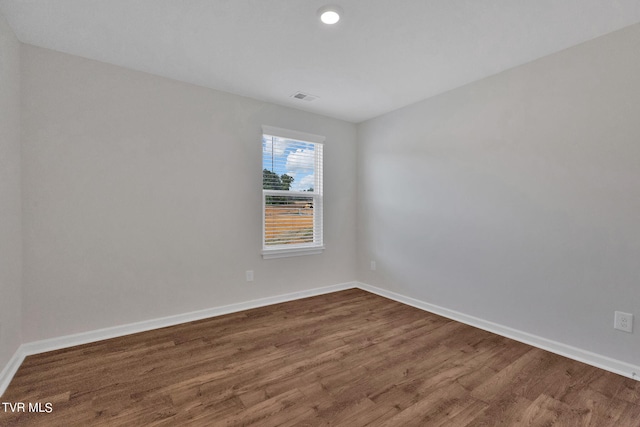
<box><xmin>262</xmin><ymin>126</ymin><xmax>324</xmax><ymax>259</ymax></box>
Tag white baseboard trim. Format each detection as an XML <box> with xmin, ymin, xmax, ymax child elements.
<box><xmin>3</xmin><ymin>279</ymin><xmax>637</xmax><ymax>398</ymax></box>
<box><xmin>21</xmin><ymin>282</ymin><xmax>357</xmax><ymax>356</ymax></box>
<box><xmin>357</xmin><ymin>282</ymin><xmax>640</xmax><ymax>381</ymax></box>
<box><xmin>0</xmin><ymin>347</ymin><xmax>27</xmax><ymax>398</ymax></box>
<box><xmin>0</xmin><ymin>281</ymin><xmax>357</xmax><ymax>396</ymax></box>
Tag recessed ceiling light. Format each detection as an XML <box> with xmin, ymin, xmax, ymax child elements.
<box><xmin>318</xmin><ymin>5</ymin><xmax>343</xmax><ymax>25</ymax></box>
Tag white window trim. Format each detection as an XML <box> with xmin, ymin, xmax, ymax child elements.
<box><xmin>262</xmin><ymin>246</ymin><xmax>325</xmax><ymax>260</ymax></box>
<box><xmin>261</xmin><ymin>125</ymin><xmax>325</xmax><ymax>259</ymax></box>
<box><xmin>262</xmin><ymin>125</ymin><xmax>325</xmax><ymax>145</ymax></box>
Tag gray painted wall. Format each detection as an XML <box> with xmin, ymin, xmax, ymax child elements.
<box><xmin>4</xmin><ymin>16</ymin><xmax>640</xmax><ymax>377</ymax></box>
<box><xmin>0</xmin><ymin>13</ymin><xmax>22</xmax><ymax>370</ymax></box>
<box><xmin>20</xmin><ymin>45</ymin><xmax>357</xmax><ymax>342</ymax></box>
<box><xmin>357</xmin><ymin>23</ymin><xmax>640</xmax><ymax>366</ymax></box>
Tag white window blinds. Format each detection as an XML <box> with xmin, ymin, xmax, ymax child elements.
<box><xmin>262</xmin><ymin>127</ymin><xmax>324</xmax><ymax>257</ymax></box>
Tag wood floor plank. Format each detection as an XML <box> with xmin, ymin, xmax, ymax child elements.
<box><xmin>1</xmin><ymin>289</ymin><xmax>638</xmax><ymax>426</ymax></box>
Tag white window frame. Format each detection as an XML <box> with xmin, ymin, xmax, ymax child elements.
<box><xmin>262</xmin><ymin>125</ymin><xmax>325</xmax><ymax>259</ymax></box>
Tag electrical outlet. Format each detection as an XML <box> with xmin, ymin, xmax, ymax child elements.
<box><xmin>245</xmin><ymin>270</ymin><xmax>254</xmax><ymax>282</ymax></box>
<box><xmin>614</xmin><ymin>311</ymin><xmax>633</xmax><ymax>333</ymax></box>
<box><xmin>370</xmin><ymin>260</ymin><xmax>376</xmax><ymax>271</ymax></box>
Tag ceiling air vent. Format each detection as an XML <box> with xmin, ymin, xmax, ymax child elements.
<box><xmin>290</xmin><ymin>92</ymin><xmax>319</xmax><ymax>102</ymax></box>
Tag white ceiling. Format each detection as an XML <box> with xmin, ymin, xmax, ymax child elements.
<box><xmin>2</xmin><ymin>1</ymin><xmax>640</xmax><ymax>123</ymax></box>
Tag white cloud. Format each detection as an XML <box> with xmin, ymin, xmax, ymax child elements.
<box><xmin>292</xmin><ymin>174</ymin><xmax>315</xmax><ymax>192</ymax></box>
<box><xmin>285</xmin><ymin>148</ymin><xmax>314</xmax><ymax>175</ymax></box>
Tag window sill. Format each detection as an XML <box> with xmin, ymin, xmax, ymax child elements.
<box><xmin>262</xmin><ymin>246</ymin><xmax>325</xmax><ymax>259</ymax></box>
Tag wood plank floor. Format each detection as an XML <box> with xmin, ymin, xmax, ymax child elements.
<box><xmin>1</xmin><ymin>289</ymin><xmax>639</xmax><ymax>426</ymax></box>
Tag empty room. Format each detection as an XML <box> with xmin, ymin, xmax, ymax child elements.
<box><xmin>1</xmin><ymin>1</ymin><xmax>639</xmax><ymax>425</ymax></box>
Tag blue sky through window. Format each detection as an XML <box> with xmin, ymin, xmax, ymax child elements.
<box><xmin>262</xmin><ymin>135</ymin><xmax>315</xmax><ymax>192</ymax></box>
